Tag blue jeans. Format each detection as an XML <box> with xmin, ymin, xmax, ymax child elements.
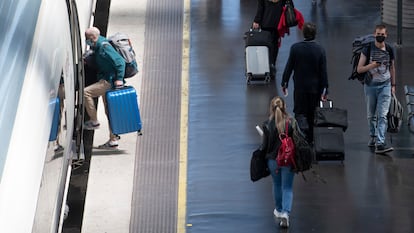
<box><xmin>267</xmin><ymin>159</ymin><xmax>295</xmax><ymax>214</ymax></box>
<box><xmin>364</xmin><ymin>81</ymin><xmax>391</xmax><ymax>145</ymax></box>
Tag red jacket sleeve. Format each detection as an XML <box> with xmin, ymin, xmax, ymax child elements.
<box><xmin>294</xmin><ymin>8</ymin><xmax>304</xmax><ymax>30</ymax></box>
<box><xmin>278</xmin><ymin>6</ymin><xmax>290</xmax><ymax>39</ymax></box>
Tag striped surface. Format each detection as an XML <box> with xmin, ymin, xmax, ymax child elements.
<box><xmin>382</xmin><ymin>0</ymin><xmax>414</xmax><ymax>28</ymax></box>
<box><xmin>130</xmin><ymin>0</ymin><xmax>183</xmax><ymax>231</ymax></box>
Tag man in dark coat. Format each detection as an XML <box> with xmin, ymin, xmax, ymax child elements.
<box><xmin>281</xmin><ymin>22</ymin><xmax>329</xmax><ymax>142</ymax></box>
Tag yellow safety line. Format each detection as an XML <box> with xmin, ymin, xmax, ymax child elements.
<box><xmin>177</xmin><ymin>0</ymin><xmax>190</xmax><ymax>231</ymax></box>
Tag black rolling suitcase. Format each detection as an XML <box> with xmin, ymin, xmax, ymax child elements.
<box><xmin>313</xmin><ymin>126</ymin><xmax>345</xmax><ymax>161</ymax></box>
<box><xmin>243</xmin><ymin>29</ymin><xmax>273</xmax><ymax>84</ymax></box>
<box><xmin>313</xmin><ymin>100</ymin><xmax>347</xmax><ymax>161</ymax></box>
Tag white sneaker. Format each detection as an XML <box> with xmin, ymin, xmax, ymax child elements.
<box><xmin>273</xmin><ymin>209</ymin><xmax>283</xmax><ymax>218</ymax></box>
<box><xmin>98</xmin><ymin>140</ymin><xmax>119</xmax><ymax>149</ymax></box>
<box><xmin>63</xmin><ymin>204</ymin><xmax>69</xmax><ymax>221</ymax></box>
<box><xmin>279</xmin><ymin>212</ymin><xmax>289</xmax><ymax>228</ymax></box>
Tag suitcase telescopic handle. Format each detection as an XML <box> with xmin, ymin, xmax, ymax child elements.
<box><xmin>113</xmin><ymin>84</ymin><xmax>130</xmax><ymax>90</ymax></box>
<box><xmin>249</xmin><ymin>27</ymin><xmax>262</xmax><ymax>32</ymax></box>
<box><xmin>320</xmin><ymin>99</ymin><xmax>333</xmax><ymax>108</ymax></box>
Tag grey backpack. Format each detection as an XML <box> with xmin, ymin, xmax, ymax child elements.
<box><xmin>108</xmin><ymin>33</ymin><xmax>138</xmax><ymax>78</ymax></box>
<box><xmin>387</xmin><ymin>93</ymin><xmax>403</xmax><ymax>133</ymax></box>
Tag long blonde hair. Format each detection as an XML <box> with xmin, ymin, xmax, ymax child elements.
<box><xmin>268</xmin><ymin>96</ymin><xmax>289</xmax><ymax>133</ymax></box>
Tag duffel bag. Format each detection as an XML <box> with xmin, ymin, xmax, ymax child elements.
<box><xmin>314</xmin><ymin>100</ymin><xmax>348</xmax><ymax>131</ymax></box>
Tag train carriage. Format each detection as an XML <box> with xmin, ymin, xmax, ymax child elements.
<box><xmin>0</xmin><ymin>0</ymin><xmax>93</xmax><ymax>232</ymax></box>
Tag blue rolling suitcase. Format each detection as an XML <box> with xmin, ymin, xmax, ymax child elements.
<box><xmin>106</xmin><ymin>86</ymin><xmax>142</xmax><ymax>135</ymax></box>
<box><xmin>49</xmin><ymin>97</ymin><xmax>60</xmax><ymax>141</ymax></box>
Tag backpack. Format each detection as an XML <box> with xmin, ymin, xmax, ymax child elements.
<box><xmin>277</xmin><ymin>120</ymin><xmax>296</xmax><ymax>168</ymax></box>
<box><xmin>108</xmin><ymin>33</ymin><xmax>139</xmax><ymax>78</ymax></box>
<box><xmin>387</xmin><ymin>93</ymin><xmax>403</xmax><ymax>133</ymax></box>
<box><xmin>291</xmin><ymin>120</ymin><xmax>313</xmax><ymax>173</ymax></box>
<box><xmin>284</xmin><ymin>0</ymin><xmax>298</xmax><ymax>28</ymax></box>
<box><xmin>349</xmin><ymin>35</ymin><xmax>393</xmax><ymax>84</ymax></box>
<box><xmin>349</xmin><ymin>34</ymin><xmax>375</xmax><ymax>84</ymax></box>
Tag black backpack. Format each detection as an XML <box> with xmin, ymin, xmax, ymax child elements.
<box><xmin>349</xmin><ymin>35</ymin><xmax>375</xmax><ymax>84</ymax></box>
<box><xmin>292</xmin><ymin>121</ymin><xmax>313</xmax><ymax>173</ymax></box>
<box><xmin>349</xmin><ymin>35</ymin><xmax>393</xmax><ymax>84</ymax></box>
<box><xmin>291</xmin><ymin>120</ymin><xmax>327</xmax><ymax>183</ymax></box>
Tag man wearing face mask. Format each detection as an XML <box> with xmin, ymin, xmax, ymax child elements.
<box><xmin>357</xmin><ymin>24</ymin><xmax>396</xmax><ymax>154</ymax></box>
<box><xmin>83</xmin><ymin>27</ymin><xmax>126</xmax><ymax>149</ymax></box>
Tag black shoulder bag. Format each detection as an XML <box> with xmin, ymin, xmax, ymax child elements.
<box><xmin>285</xmin><ymin>0</ymin><xmax>298</xmax><ymax>27</ymax></box>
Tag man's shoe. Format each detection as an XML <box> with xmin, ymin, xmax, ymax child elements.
<box><xmin>54</xmin><ymin>144</ymin><xmax>64</xmax><ymax>152</ymax></box>
<box><xmin>98</xmin><ymin>140</ymin><xmax>119</xmax><ymax>149</ymax></box>
<box><xmin>84</xmin><ymin>120</ymin><xmax>100</xmax><ymax>130</ymax></box>
<box><xmin>279</xmin><ymin>212</ymin><xmax>289</xmax><ymax>228</ymax></box>
<box><xmin>375</xmin><ymin>144</ymin><xmax>393</xmax><ymax>154</ymax></box>
<box><xmin>273</xmin><ymin>209</ymin><xmax>283</xmax><ymax>218</ymax></box>
<box><xmin>63</xmin><ymin>204</ymin><xmax>69</xmax><ymax>221</ymax></box>
<box><xmin>368</xmin><ymin>136</ymin><xmax>376</xmax><ymax>147</ymax></box>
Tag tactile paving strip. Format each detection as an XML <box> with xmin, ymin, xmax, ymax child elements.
<box><xmin>130</xmin><ymin>0</ymin><xmax>183</xmax><ymax>232</ymax></box>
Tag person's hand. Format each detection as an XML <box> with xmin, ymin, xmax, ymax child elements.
<box><xmin>370</xmin><ymin>61</ymin><xmax>381</xmax><ymax>68</ymax></box>
<box><xmin>114</xmin><ymin>80</ymin><xmax>124</xmax><ymax>88</ymax></box>
<box><xmin>321</xmin><ymin>94</ymin><xmax>328</xmax><ymax>101</ymax></box>
<box><xmin>282</xmin><ymin>87</ymin><xmax>288</xmax><ymax>97</ymax></box>
<box><xmin>252</xmin><ymin>22</ymin><xmax>260</xmax><ymax>29</ymax></box>
<box><xmin>391</xmin><ymin>86</ymin><xmax>396</xmax><ymax>94</ymax></box>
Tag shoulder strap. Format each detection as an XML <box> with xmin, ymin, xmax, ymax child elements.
<box><xmin>101</xmin><ymin>41</ymin><xmax>112</xmax><ymax>47</ymax></box>
<box><xmin>285</xmin><ymin>119</ymin><xmax>289</xmax><ymax>135</ymax></box>
<box><xmin>385</xmin><ymin>43</ymin><xmax>393</xmax><ymax>69</ymax></box>
<box><xmin>385</xmin><ymin>43</ymin><xmax>392</xmax><ymax>53</ymax></box>
<box><xmin>99</xmin><ymin>41</ymin><xmax>113</xmax><ymax>53</ymax></box>
<box><xmin>365</xmin><ymin>42</ymin><xmax>372</xmax><ymax>64</ymax></box>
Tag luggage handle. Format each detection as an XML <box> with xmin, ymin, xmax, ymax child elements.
<box><xmin>106</xmin><ymin>85</ymin><xmax>133</xmax><ymax>94</ymax></box>
<box><xmin>319</xmin><ymin>99</ymin><xmax>333</xmax><ymax>108</ymax></box>
<box><xmin>249</xmin><ymin>27</ymin><xmax>262</xmax><ymax>32</ymax></box>
<box><xmin>112</xmin><ymin>84</ymin><xmax>130</xmax><ymax>90</ymax></box>
<box><xmin>244</xmin><ymin>28</ymin><xmax>262</xmax><ymax>40</ymax></box>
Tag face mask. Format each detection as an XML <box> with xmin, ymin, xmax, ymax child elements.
<box><xmin>375</xmin><ymin>35</ymin><xmax>385</xmax><ymax>43</ymax></box>
<box><xmin>86</xmin><ymin>39</ymin><xmax>94</xmax><ymax>46</ymax></box>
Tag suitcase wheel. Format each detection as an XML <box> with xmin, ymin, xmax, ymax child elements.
<box><xmin>246</xmin><ymin>73</ymin><xmax>252</xmax><ymax>84</ymax></box>
<box><xmin>265</xmin><ymin>74</ymin><xmax>271</xmax><ymax>83</ymax></box>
